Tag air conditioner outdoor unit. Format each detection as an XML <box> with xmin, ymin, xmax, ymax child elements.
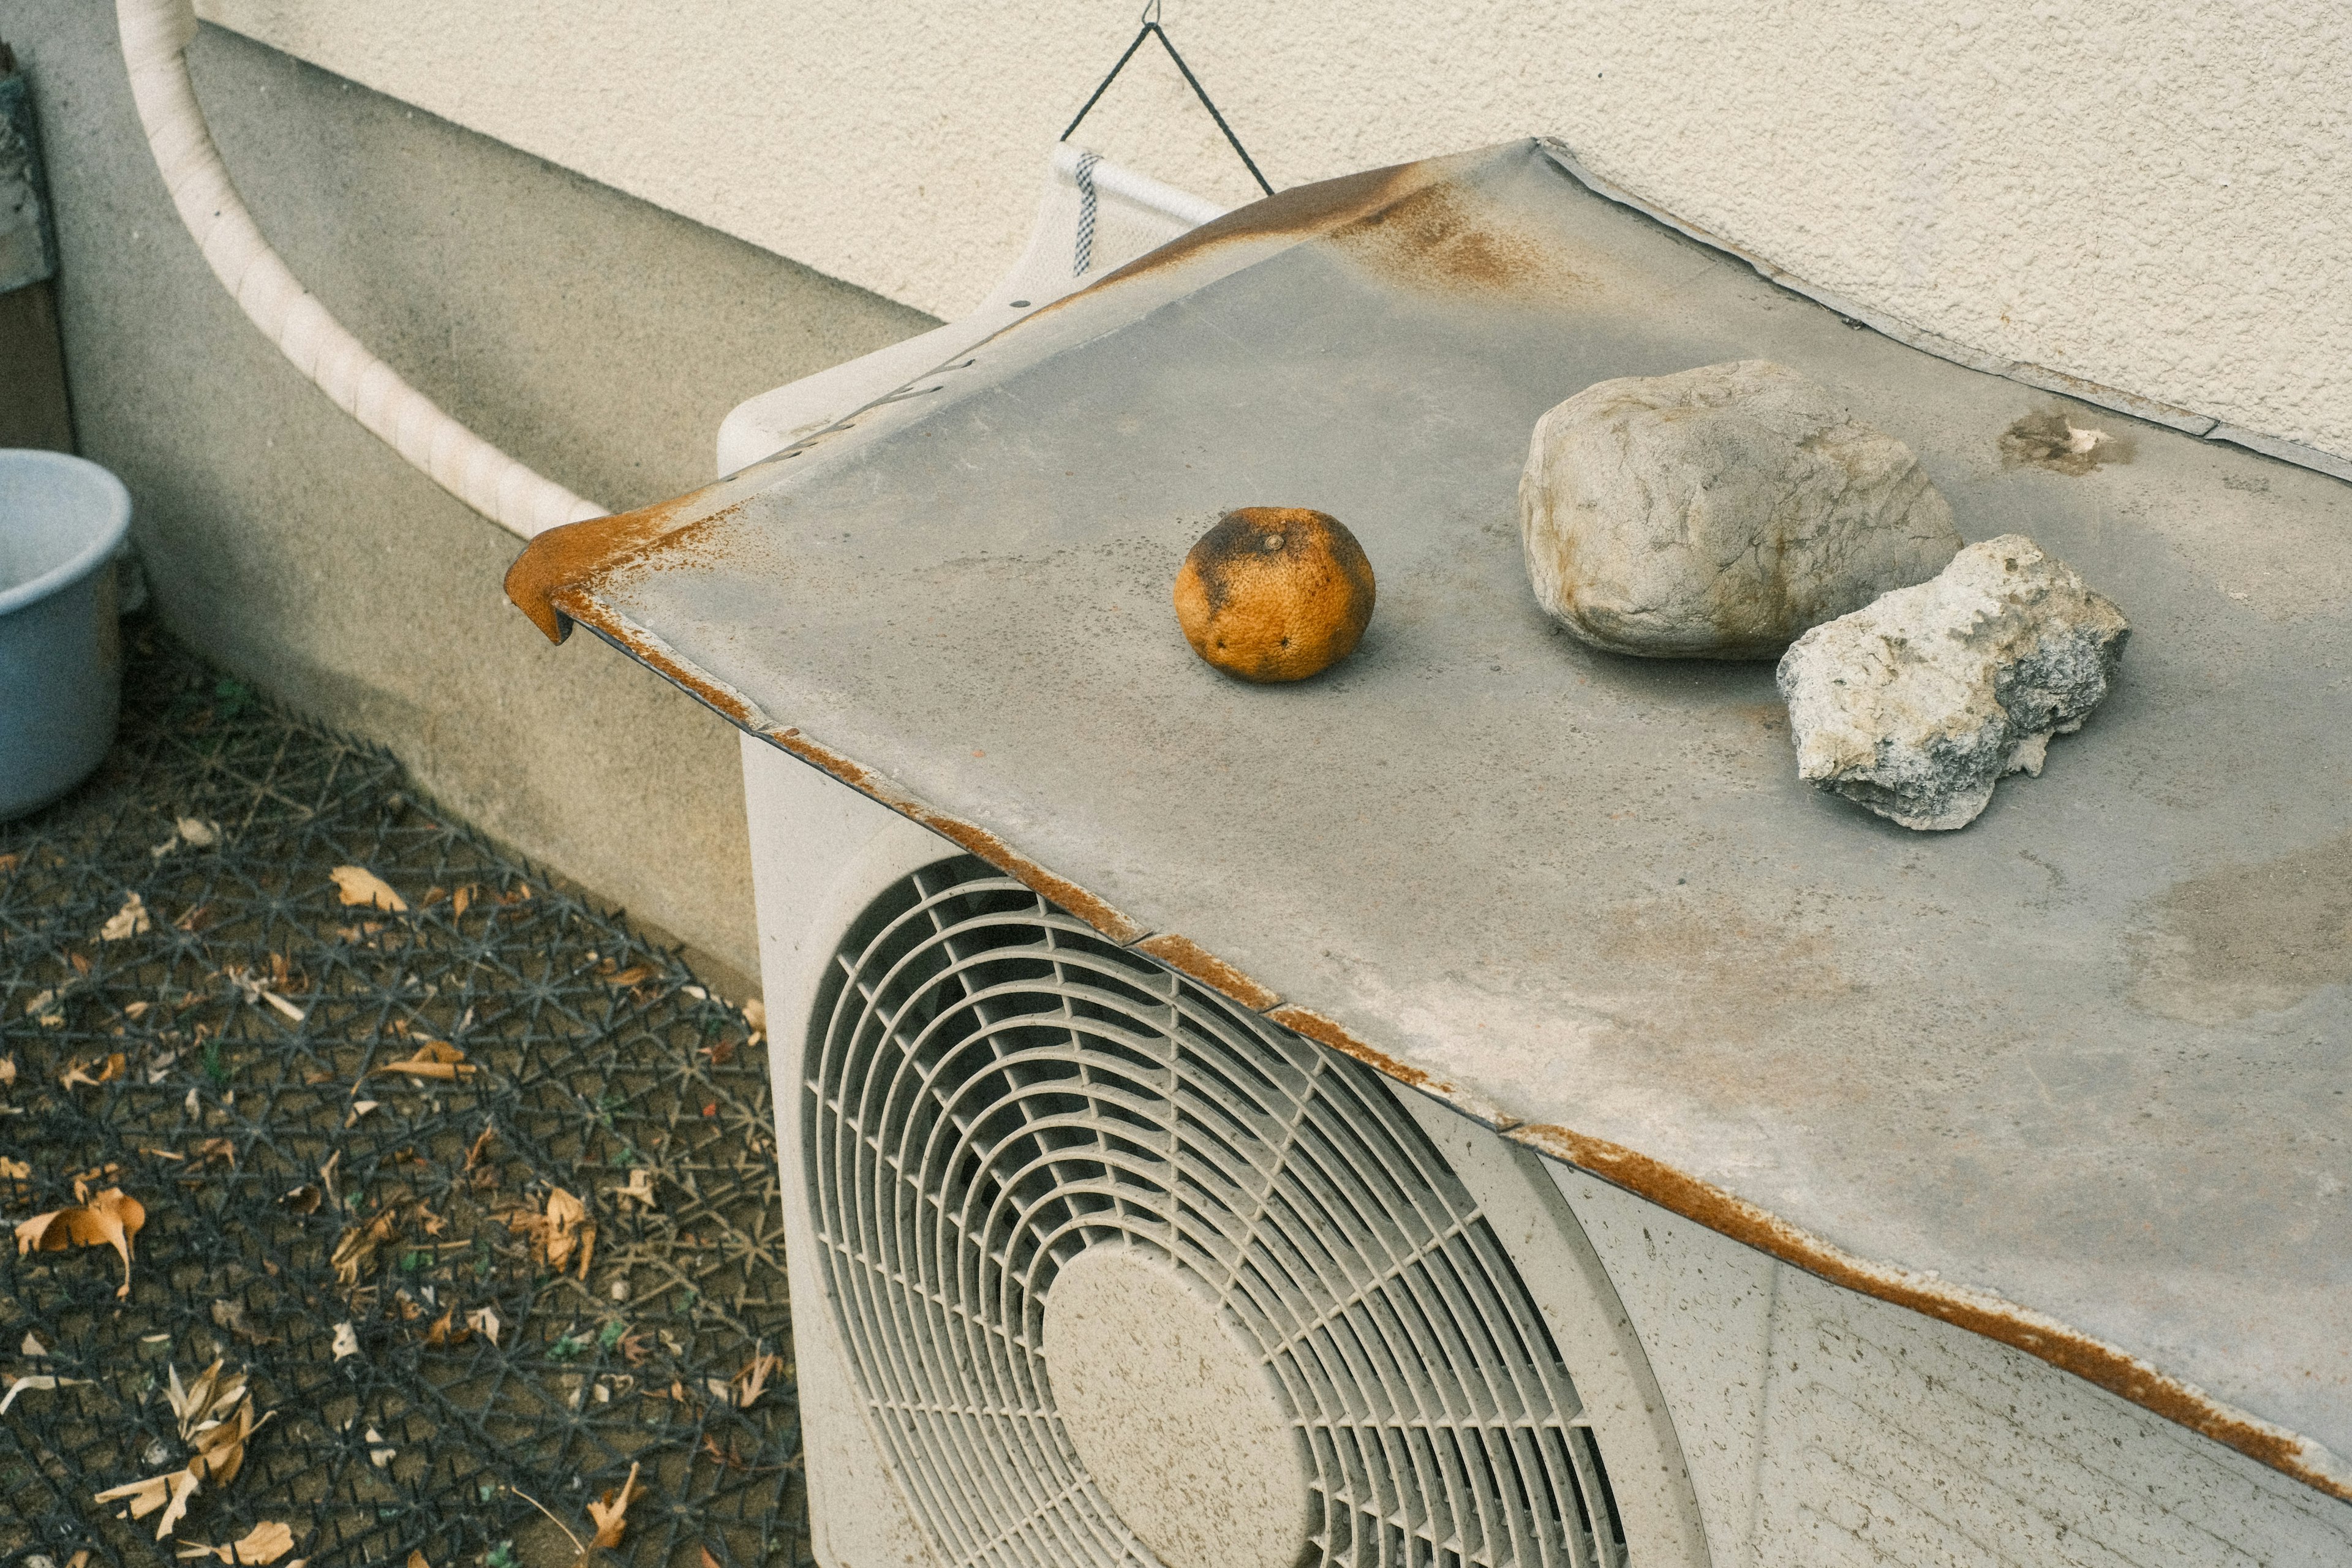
<box><xmin>510</xmin><ymin>141</ymin><xmax>2352</xmax><ymax>1568</ymax></box>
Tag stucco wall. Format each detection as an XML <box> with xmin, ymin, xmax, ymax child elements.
<box><xmin>200</xmin><ymin>0</ymin><xmax>2351</xmax><ymax>467</ymax></box>
<box><xmin>6</xmin><ymin>4</ymin><xmax>934</xmax><ymax>989</ymax></box>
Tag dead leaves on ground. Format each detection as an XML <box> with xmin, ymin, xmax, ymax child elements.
<box><xmin>331</xmin><ymin>1205</ymin><xmax>402</xmax><ymax>1287</ymax></box>
<box><xmin>100</xmin><ymin>891</ymin><xmax>154</xmax><ymax>941</ymax></box>
<box><xmin>607</xmin><ymin>1168</ymin><xmax>657</xmax><ymax>1209</ymax></box>
<box><xmin>730</xmin><ymin>1347</ymin><xmax>782</xmax><ymax>1409</ymax></box>
<box><xmin>175</xmin><ymin>1520</ymin><xmax>294</xmax><ymax>1564</ymax></box>
<box><xmin>1</xmin><ymin>1363</ymin><xmax>93</xmax><ymax>1414</ymax></box>
<box><xmin>16</xmin><ymin>1182</ymin><xmax>146</xmax><ymax>1297</ymax></box>
<box><xmin>96</xmin><ymin>1360</ymin><xmax>273</xmax><ymax>1540</ymax></box>
<box><xmin>465</xmin><ymin>1304</ymin><xmax>503</xmax><ymax>1346</ymax></box>
<box><xmin>168</xmin><ymin>1357</ymin><xmax>274</xmax><ymax>1485</ymax></box>
<box><xmin>61</xmin><ymin>1052</ymin><xmax>128</xmax><ymax>1089</ymax></box>
<box><xmin>423</xmin><ymin>1307</ymin><xmax>471</xmax><ymax>1349</ymax></box>
<box><xmin>367</xmin><ymin>1036</ymin><xmax>478</xmax><ymax>1083</ymax></box>
<box><xmin>330</xmin><ymin>865</ymin><xmax>407</xmax><ymax>913</ymax></box>
<box><xmin>504</xmin><ymin>1187</ymin><xmax>595</xmax><ymax>1280</ymax></box>
<box><xmin>596</xmin><ymin>959</ymin><xmax>658</xmax><ymax>990</ymax></box>
<box><xmin>587</xmin><ymin>1460</ymin><xmax>646</xmax><ymax>1550</ymax></box>
<box><xmin>94</xmin><ymin>1468</ymin><xmax>202</xmax><ymax>1539</ymax></box>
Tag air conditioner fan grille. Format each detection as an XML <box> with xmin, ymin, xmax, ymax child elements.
<box><xmin>806</xmin><ymin>858</ymin><xmax>1626</xmax><ymax>1568</ymax></box>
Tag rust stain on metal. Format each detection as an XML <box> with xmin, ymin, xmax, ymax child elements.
<box><xmin>897</xmin><ymin>809</ymin><xmax>1147</xmax><ymax>945</ymax></box>
<box><xmin>504</xmin><ymin>489</ymin><xmax>741</xmax><ymax>644</ymax></box>
<box><xmin>1040</xmin><ymin>160</ymin><xmax>1436</xmax><ymax>309</ymax></box>
<box><xmin>1267</xmin><ymin>1005</ymin><xmax>1521</xmax><ymax>1132</ymax></box>
<box><xmin>550</xmin><ymin>589</ymin><xmax>757</xmax><ymax>728</ymax></box>
<box><xmin>1330</xmin><ymin>178</ymin><xmax>1595</xmax><ymax>301</ymax></box>
<box><xmin>1498</xmin><ymin>1120</ymin><xmax>2350</xmax><ymax>1502</ymax></box>
<box><xmin>1136</xmin><ymin>933</ymin><xmax>1282</xmax><ymax>1012</ymax></box>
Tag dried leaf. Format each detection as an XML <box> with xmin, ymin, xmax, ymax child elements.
<box><xmin>0</xmin><ymin>1371</ymin><xmax>91</xmax><ymax>1413</ymax></box>
<box><xmin>157</xmin><ymin>1471</ymin><xmax>200</xmax><ymax>1538</ymax></box>
<box><xmin>405</xmin><ymin>1552</ymin><xmax>429</xmax><ymax>1568</ymax></box>
<box><xmin>608</xmin><ymin>1168</ymin><xmax>657</xmax><ymax>1209</ymax></box>
<box><xmin>461</xmin><ymin>1122</ymin><xmax>497</xmax><ymax>1176</ymax></box>
<box><xmin>330</xmin><ymin>1207</ymin><xmax>400</xmax><ymax>1287</ymax></box>
<box><xmin>451</xmin><ymin>884</ymin><xmax>473</xmax><ymax>919</ymax></box>
<box><xmin>344</xmin><ymin>1100</ymin><xmax>380</xmax><ymax>1129</ymax></box>
<box><xmin>701</xmin><ymin>1547</ymin><xmax>724</xmax><ymax>1568</ymax></box>
<box><xmin>464</xmin><ymin>1305</ymin><xmax>502</xmax><ymax>1346</ymax></box>
<box><xmin>586</xmin><ymin>1460</ymin><xmax>646</xmax><ymax>1550</ymax></box>
<box><xmin>175</xmin><ymin>1520</ymin><xmax>293</xmax><ymax>1564</ymax></box>
<box><xmin>365</xmin><ymin>1426</ymin><xmax>394</xmax><ymax>1467</ymax></box>
<box><xmin>507</xmin><ymin>1188</ymin><xmax>596</xmax><ymax>1279</ymax></box>
<box><xmin>21</xmin><ymin>1330</ymin><xmax>46</xmax><ymax>1355</ymax></box>
<box><xmin>61</xmin><ymin>1052</ymin><xmax>127</xmax><ymax>1089</ymax></box>
<box><xmin>741</xmin><ymin>997</ymin><xmax>766</xmax><ymax>1042</ymax></box>
<box><xmin>423</xmin><ymin>1306</ymin><xmax>472</xmax><ymax>1349</ymax></box>
<box><xmin>0</xmin><ymin>1054</ymin><xmax>15</xmax><ymax>1085</ymax></box>
<box><xmin>281</xmin><ymin>1183</ymin><xmax>321</xmax><ymax>1215</ymax></box>
<box><xmin>0</xmin><ymin>1155</ymin><xmax>28</xmax><ymax>1180</ymax></box>
<box><xmin>100</xmin><ymin>891</ymin><xmax>153</xmax><ymax>941</ymax></box>
<box><xmin>96</xmin><ymin>1467</ymin><xmax>202</xmax><ymax>1541</ymax></box>
<box><xmin>730</xmin><ymin>1348</ymin><xmax>782</xmax><ymax>1409</ymax></box>
<box><xmin>16</xmin><ymin>1187</ymin><xmax>146</xmax><ymax>1297</ymax></box>
<box><xmin>176</xmin><ymin>816</ymin><xmax>221</xmax><ymax>848</ymax></box>
<box><xmin>331</xmin><ymin>1321</ymin><xmax>360</xmax><ymax>1360</ymax></box>
<box><xmin>329</xmin><ymin>866</ymin><xmax>407</xmax><ymax>913</ymax></box>
<box><xmin>599</xmin><ymin>962</ymin><xmax>657</xmax><ymax>989</ymax></box>
<box><xmin>370</xmin><ymin>1038</ymin><xmax>477</xmax><ymax>1082</ymax></box>
<box><xmin>191</xmin><ymin>1137</ymin><xmax>238</xmax><ymax>1169</ymax></box>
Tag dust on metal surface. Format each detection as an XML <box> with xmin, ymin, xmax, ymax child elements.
<box><xmin>0</xmin><ymin>629</ymin><xmax>808</xmax><ymax>1568</ymax></box>
<box><xmin>506</xmin><ymin>141</ymin><xmax>2352</xmax><ymax>1494</ymax></box>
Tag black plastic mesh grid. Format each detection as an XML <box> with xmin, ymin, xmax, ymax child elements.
<box><xmin>0</xmin><ymin>624</ymin><xmax>809</xmax><ymax>1568</ymax></box>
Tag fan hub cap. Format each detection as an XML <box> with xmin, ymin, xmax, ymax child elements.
<box><xmin>1043</xmin><ymin>1246</ymin><xmax>1311</xmax><ymax>1568</ymax></box>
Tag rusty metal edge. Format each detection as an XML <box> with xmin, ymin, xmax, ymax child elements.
<box><xmin>546</xmin><ymin>557</ymin><xmax>2352</xmax><ymax>1509</ymax></box>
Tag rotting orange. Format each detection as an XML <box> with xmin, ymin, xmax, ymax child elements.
<box><xmin>1174</xmin><ymin>508</ymin><xmax>1376</xmax><ymax>682</ymax></box>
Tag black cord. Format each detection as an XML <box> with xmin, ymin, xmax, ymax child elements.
<box><xmin>1060</xmin><ymin>9</ymin><xmax>1273</xmax><ymax>198</ymax></box>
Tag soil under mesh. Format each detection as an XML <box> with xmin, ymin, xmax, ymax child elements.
<box><xmin>1</xmin><ymin>622</ymin><xmax>808</xmax><ymax>1568</ymax></box>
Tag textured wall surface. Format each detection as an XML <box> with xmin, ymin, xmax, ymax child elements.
<box><xmin>3</xmin><ymin>4</ymin><xmax>935</xmax><ymax>984</ymax></box>
<box><xmin>200</xmin><ymin>0</ymin><xmax>2351</xmax><ymax>465</ymax></box>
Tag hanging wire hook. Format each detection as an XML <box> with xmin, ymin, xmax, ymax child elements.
<box><xmin>1061</xmin><ymin>5</ymin><xmax>1273</xmax><ymax>197</ymax></box>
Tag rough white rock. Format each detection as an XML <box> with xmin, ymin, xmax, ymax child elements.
<box><xmin>1519</xmin><ymin>359</ymin><xmax>1964</xmax><ymax>658</ymax></box>
<box><xmin>1776</xmin><ymin>535</ymin><xmax>2129</xmax><ymax>831</ymax></box>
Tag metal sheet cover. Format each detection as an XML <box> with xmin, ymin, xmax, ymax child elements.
<box><xmin>530</xmin><ymin>143</ymin><xmax>2352</xmax><ymax>1477</ymax></box>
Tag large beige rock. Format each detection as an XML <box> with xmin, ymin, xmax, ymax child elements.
<box><xmin>1518</xmin><ymin>360</ymin><xmax>1963</xmax><ymax>658</ymax></box>
<box><xmin>1776</xmin><ymin>535</ymin><xmax>2130</xmax><ymax>831</ymax></box>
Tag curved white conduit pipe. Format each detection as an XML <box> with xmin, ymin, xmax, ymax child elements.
<box><xmin>115</xmin><ymin>0</ymin><xmax>604</xmax><ymax>538</ymax></box>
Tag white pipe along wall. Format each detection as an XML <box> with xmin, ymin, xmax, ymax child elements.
<box><xmin>116</xmin><ymin>0</ymin><xmax>604</xmax><ymax>538</ymax></box>
<box><xmin>197</xmin><ymin>0</ymin><xmax>2351</xmax><ymax>481</ymax></box>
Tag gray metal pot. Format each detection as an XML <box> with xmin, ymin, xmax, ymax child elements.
<box><xmin>1</xmin><ymin>448</ymin><xmax>130</xmax><ymax>820</ymax></box>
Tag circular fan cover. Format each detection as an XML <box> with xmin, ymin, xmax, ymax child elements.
<box><xmin>805</xmin><ymin>858</ymin><xmax>1627</xmax><ymax>1568</ymax></box>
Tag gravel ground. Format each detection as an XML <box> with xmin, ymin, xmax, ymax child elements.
<box><xmin>0</xmin><ymin>621</ymin><xmax>809</xmax><ymax>1568</ymax></box>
